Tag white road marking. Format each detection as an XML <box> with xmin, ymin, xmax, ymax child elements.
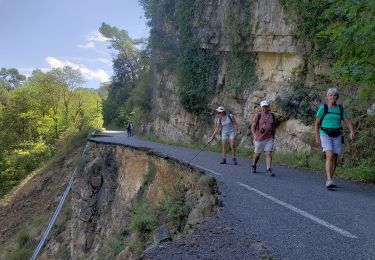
<box><xmin>238</xmin><ymin>182</ymin><xmax>357</xmax><ymax>239</ymax></box>
<box><xmin>190</xmin><ymin>162</ymin><xmax>222</xmax><ymax>176</ymax></box>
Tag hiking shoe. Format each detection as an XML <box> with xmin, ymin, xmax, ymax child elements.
<box><xmin>266</xmin><ymin>168</ymin><xmax>275</xmax><ymax>177</ymax></box>
<box><xmin>326</xmin><ymin>179</ymin><xmax>334</xmax><ymax>188</ymax></box>
<box><xmin>232</xmin><ymin>158</ymin><xmax>238</xmax><ymax>165</ymax></box>
<box><xmin>220</xmin><ymin>159</ymin><xmax>226</xmax><ymax>164</ymax></box>
<box><xmin>252</xmin><ymin>165</ymin><xmax>256</xmax><ymax>173</ymax></box>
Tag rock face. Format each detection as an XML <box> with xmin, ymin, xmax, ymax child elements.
<box><xmin>146</xmin><ymin>0</ymin><xmax>313</xmax><ymax>151</ymax></box>
<box><xmin>42</xmin><ymin>143</ymin><xmax>217</xmax><ymax>259</ymax></box>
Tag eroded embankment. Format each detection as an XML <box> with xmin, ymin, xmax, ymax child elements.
<box><xmin>41</xmin><ymin>142</ymin><xmax>218</xmax><ymax>259</ymax></box>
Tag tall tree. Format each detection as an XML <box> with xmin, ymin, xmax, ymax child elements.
<box><xmin>50</xmin><ymin>66</ymin><xmax>85</xmax><ymax>128</ymax></box>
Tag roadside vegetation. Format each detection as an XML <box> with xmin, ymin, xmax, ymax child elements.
<box><xmin>0</xmin><ymin>67</ymin><xmax>102</xmax><ymax>198</ymax></box>
<box><xmin>276</xmin><ymin>0</ymin><xmax>375</xmax><ymax>182</ymax></box>
<box><xmin>138</xmin><ymin>133</ymin><xmax>375</xmax><ymax>183</ymax></box>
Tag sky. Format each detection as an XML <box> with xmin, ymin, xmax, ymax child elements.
<box><xmin>0</xmin><ymin>0</ymin><xmax>149</xmax><ymax>89</ymax></box>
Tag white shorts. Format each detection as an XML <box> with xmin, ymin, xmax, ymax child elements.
<box><xmin>320</xmin><ymin>134</ymin><xmax>342</xmax><ymax>154</ymax></box>
<box><xmin>254</xmin><ymin>139</ymin><xmax>274</xmax><ymax>153</ymax></box>
<box><xmin>222</xmin><ymin>130</ymin><xmax>236</xmax><ymax>140</ymax></box>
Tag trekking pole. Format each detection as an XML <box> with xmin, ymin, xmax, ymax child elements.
<box><xmin>187</xmin><ymin>138</ymin><xmax>214</xmax><ymax>164</ymax></box>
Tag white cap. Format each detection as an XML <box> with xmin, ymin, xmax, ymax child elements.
<box><xmin>216</xmin><ymin>106</ymin><xmax>225</xmax><ymax>112</ymax></box>
<box><xmin>260</xmin><ymin>100</ymin><xmax>270</xmax><ymax>107</ymax></box>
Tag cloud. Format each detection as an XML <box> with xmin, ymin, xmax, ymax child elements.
<box><xmin>45</xmin><ymin>57</ymin><xmax>110</xmax><ymax>82</ymax></box>
<box><xmin>78</xmin><ymin>42</ymin><xmax>95</xmax><ymax>49</ymax></box>
<box><xmin>61</xmin><ymin>57</ymin><xmax>111</xmax><ymax>66</ymax></box>
<box><xmin>87</xmin><ymin>31</ymin><xmax>109</xmax><ymax>42</ymax></box>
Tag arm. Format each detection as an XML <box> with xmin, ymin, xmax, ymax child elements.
<box><xmin>314</xmin><ymin>117</ymin><xmax>321</xmax><ymax>147</ymax></box>
<box><xmin>251</xmin><ymin>116</ymin><xmax>257</xmax><ymax>140</ymax></box>
<box><xmin>344</xmin><ymin>118</ymin><xmax>355</xmax><ymax>141</ymax></box>
<box><xmin>210</xmin><ymin>122</ymin><xmax>221</xmax><ymax>142</ymax></box>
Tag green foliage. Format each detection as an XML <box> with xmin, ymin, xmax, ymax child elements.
<box><xmin>140</xmin><ymin>0</ymin><xmax>178</xmax><ymax>71</ymax></box>
<box><xmin>0</xmin><ymin>67</ymin><xmax>102</xmax><ymax>198</ymax></box>
<box><xmin>140</xmin><ymin>0</ymin><xmax>219</xmax><ymax>114</ymax></box>
<box><xmin>224</xmin><ymin>0</ymin><xmax>257</xmax><ymax>97</ymax></box>
<box><xmin>279</xmin><ymin>0</ymin><xmax>375</xmax><ymax>180</ymax></box>
<box><xmin>0</xmin><ymin>67</ymin><xmax>26</xmax><ymax>90</ymax></box>
<box><xmin>159</xmin><ymin>183</ymin><xmax>190</xmax><ymax>232</ymax></box>
<box><xmin>280</xmin><ymin>0</ymin><xmax>375</xmax><ymax>86</ymax></box>
<box><xmin>0</xmin><ymin>141</ymin><xmax>54</xmax><ymax>197</ymax></box>
<box><xmin>129</xmin><ymin>199</ymin><xmax>157</xmax><ymax>234</ymax></box>
<box><xmin>175</xmin><ymin>0</ymin><xmax>219</xmax><ymax>114</ymax></box>
<box><xmin>107</xmin><ymin>237</ymin><xmax>127</xmax><ymax>256</ymax></box>
<box><xmin>318</xmin><ymin>0</ymin><xmax>375</xmax><ymax>85</ymax></box>
<box><xmin>99</xmin><ymin>22</ymin><xmax>153</xmax><ymax>128</ymax></box>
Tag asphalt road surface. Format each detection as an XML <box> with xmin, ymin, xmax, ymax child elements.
<box><xmin>89</xmin><ymin>131</ymin><xmax>375</xmax><ymax>260</ymax></box>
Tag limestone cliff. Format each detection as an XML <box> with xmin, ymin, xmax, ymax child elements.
<box><xmin>146</xmin><ymin>0</ymin><xmax>313</xmax><ymax>151</ymax></box>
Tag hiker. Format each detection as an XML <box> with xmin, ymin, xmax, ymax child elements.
<box><xmin>210</xmin><ymin>106</ymin><xmax>238</xmax><ymax>165</ymax></box>
<box><xmin>129</xmin><ymin>123</ymin><xmax>134</xmax><ymax>136</ymax></box>
<box><xmin>250</xmin><ymin>100</ymin><xmax>276</xmax><ymax>176</ymax></box>
<box><xmin>314</xmin><ymin>88</ymin><xmax>355</xmax><ymax>189</ymax></box>
<box><xmin>127</xmin><ymin>123</ymin><xmax>131</xmax><ymax>137</ymax></box>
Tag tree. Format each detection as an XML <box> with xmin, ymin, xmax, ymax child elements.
<box><xmin>49</xmin><ymin>66</ymin><xmax>85</xmax><ymax>128</ymax></box>
<box><xmin>99</xmin><ymin>22</ymin><xmax>152</xmax><ymax>127</ymax></box>
<box><xmin>0</xmin><ymin>68</ymin><xmax>26</xmax><ymax>90</ymax></box>
<box><xmin>28</xmin><ymin>71</ymin><xmax>65</xmax><ymax>139</ymax></box>
<box><xmin>99</xmin><ymin>22</ymin><xmax>141</xmax><ymax>86</ymax></box>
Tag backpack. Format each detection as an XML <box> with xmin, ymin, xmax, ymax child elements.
<box><xmin>319</xmin><ymin>103</ymin><xmax>344</xmax><ymax>137</ymax></box>
<box><xmin>320</xmin><ymin>103</ymin><xmax>344</xmax><ymax>124</ymax></box>
<box><xmin>218</xmin><ymin>113</ymin><xmax>233</xmax><ymax>127</ymax></box>
<box><xmin>216</xmin><ymin>113</ymin><xmax>234</xmax><ymax>139</ymax></box>
<box><xmin>255</xmin><ymin>112</ymin><xmax>276</xmax><ymax>137</ymax></box>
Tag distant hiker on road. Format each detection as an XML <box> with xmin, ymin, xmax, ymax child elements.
<box><xmin>127</xmin><ymin>123</ymin><xmax>132</xmax><ymax>137</ymax></box>
<box><xmin>251</xmin><ymin>100</ymin><xmax>276</xmax><ymax>176</ymax></box>
<box><xmin>130</xmin><ymin>123</ymin><xmax>134</xmax><ymax>136</ymax></box>
<box><xmin>210</xmin><ymin>106</ymin><xmax>238</xmax><ymax>165</ymax></box>
<box><xmin>314</xmin><ymin>88</ymin><xmax>355</xmax><ymax>189</ymax></box>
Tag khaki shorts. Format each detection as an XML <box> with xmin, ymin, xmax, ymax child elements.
<box><xmin>254</xmin><ymin>139</ymin><xmax>274</xmax><ymax>153</ymax></box>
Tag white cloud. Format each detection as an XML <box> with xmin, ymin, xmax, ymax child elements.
<box><xmin>87</xmin><ymin>31</ymin><xmax>109</xmax><ymax>42</ymax></box>
<box><xmin>45</xmin><ymin>57</ymin><xmax>110</xmax><ymax>82</ymax></box>
<box><xmin>78</xmin><ymin>42</ymin><xmax>95</xmax><ymax>49</ymax></box>
<box><xmin>61</xmin><ymin>57</ymin><xmax>111</xmax><ymax>66</ymax></box>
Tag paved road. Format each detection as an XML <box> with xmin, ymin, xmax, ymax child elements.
<box><xmin>89</xmin><ymin>131</ymin><xmax>375</xmax><ymax>260</ymax></box>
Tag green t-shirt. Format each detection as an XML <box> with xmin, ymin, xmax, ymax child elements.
<box><xmin>316</xmin><ymin>105</ymin><xmax>348</xmax><ymax>135</ymax></box>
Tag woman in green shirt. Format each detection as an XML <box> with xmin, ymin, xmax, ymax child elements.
<box><xmin>314</xmin><ymin>88</ymin><xmax>355</xmax><ymax>189</ymax></box>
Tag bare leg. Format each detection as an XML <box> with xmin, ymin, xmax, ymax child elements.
<box><xmin>222</xmin><ymin>139</ymin><xmax>227</xmax><ymax>160</ymax></box>
<box><xmin>265</xmin><ymin>151</ymin><xmax>273</xmax><ymax>170</ymax></box>
<box><xmin>253</xmin><ymin>153</ymin><xmax>260</xmax><ymax>166</ymax></box>
<box><xmin>325</xmin><ymin>151</ymin><xmax>335</xmax><ymax>180</ymax></box>
<box><xmin>331</xmin><ymin>153</ymin><xmax>338</xmax><ymax>178</ymax></box>
<box><xmin>230</xmin><ymin>138</ymin><xmax>236</xmax><ymax>158</ymax></box>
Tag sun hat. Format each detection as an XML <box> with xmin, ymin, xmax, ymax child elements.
<box><xmin>260</xmin><ymin>100</ymin><xmax>270</xmax><ymax>107</ymax></box>
<box><xmin>216</xmin><ymin>106</ymin><xmax>225</xmax><ymax>113</ymax></box>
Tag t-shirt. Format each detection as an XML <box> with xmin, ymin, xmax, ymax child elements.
<box><xmin>217</xmin><ymin>114</ymin><xmax>235</xmax><ymax>134</ymax></box>
<box><xmin>253</xmin><ymin>112</ymin><xmax>274</xmax><ymax>141</ymax></box>
<box><xmin>316</xmin><ymin>105</ymin><xmax>348</xmax><ymax>135</ymax></box>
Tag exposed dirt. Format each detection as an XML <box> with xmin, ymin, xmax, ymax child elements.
<box><xmin>0</xmin><ymin>147</ymin><xmax>83</xmax><ymax>245</ymax></box>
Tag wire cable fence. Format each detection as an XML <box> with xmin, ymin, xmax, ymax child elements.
<box><xmin>30</xmin><ymin>132</ymin><xmax>93</xmax><ymax>260</ymax></box>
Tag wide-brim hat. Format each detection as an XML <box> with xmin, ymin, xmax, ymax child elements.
<box><xmin>216</xmin><ymin>106</ymin><xmax>225</xmax><ymax>113</ymax></box>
